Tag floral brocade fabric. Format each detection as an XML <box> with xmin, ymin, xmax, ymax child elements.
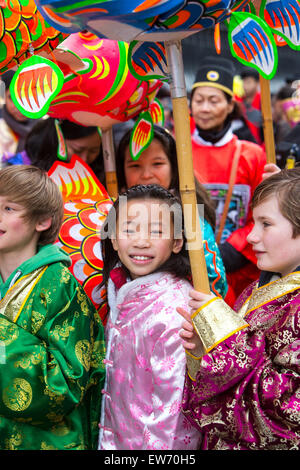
<box><xmin>99</xmin><ymin>272</ymin><xmax>202</xmax><ymax>450</ymax></box>
<box><xmin>0</xmin><ymin>263</ymin><xmax>105</xmax><ymax>450</ymax></box>
<box><xmin>182</xmin><ymin>273</ymin><xmax>300</xmax><ymax>450</ymax></box>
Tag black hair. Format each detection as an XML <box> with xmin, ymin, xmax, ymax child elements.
<box><xmin>99</xmin><ymin>184</ymin><xmax>191</xmax><ymax>288</ymax></box>
<box><xmin>60</xmin><ymin>119</ymin><xmax>99</xmax><ymax>140</ymax></box>
<box><xmin>116</xmin><ymin>124</ymin><xmax>179</xmax><ymax>191</ymax></box>
<box><xmin>1</xmin><ymin>70</ymin><xmax>14</xmax><ymax>88</ymax></box>
<box><xmin>240</xmin><ymin>67</ymin><xmax>259</xmax><ymax>81</ymax></box>
<box><xmin>275</xmin><ymin>85</ymin><xmax>295</xmax><ymax>101</ymax></box>
<box><xmin>116</xmin><ymin>125</ymin><xmax>216</xmax><ymax>230</ymax></box>
<box><xmin>24</xmin><ymin>117</ymin><xmax>105</xmax><ymax>185</ymax></box>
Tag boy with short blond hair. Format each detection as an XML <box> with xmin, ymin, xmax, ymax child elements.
<box><xmin>0</xmin><ymin>165</ymin><xmax>105</xmax><ymax>450</ymax></box>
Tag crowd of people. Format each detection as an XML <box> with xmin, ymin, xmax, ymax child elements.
<box><xmin>0</xmin><ymin>56</ymin><xmax>299</xmax><ymax>451</ymax></box>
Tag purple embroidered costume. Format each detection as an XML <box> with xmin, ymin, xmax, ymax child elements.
<box><xmin>182</xmin><ymin>270</ymin><xmax>300</xmax><ymax>450</ymax></box>
<box><xmin>99</xmin><ymin>270</ymin><xmax>201</xmax><ymax>450</ymax></box>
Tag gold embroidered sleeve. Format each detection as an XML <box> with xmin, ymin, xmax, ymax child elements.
<box><xmin>185</xmin><ymin>350</ymin><xmax>202</xmax><ymax>381</ymax></box>
<box><xmin>192</xmin><ymin>297</ymin><xmax>249</xmax><ymax>356</ymax></box>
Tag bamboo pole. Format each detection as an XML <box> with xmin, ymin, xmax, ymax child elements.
<box><xmin>259</xmin><ymin>75</ymin><xmax>276</xmax><ymax>164</ymax></box>
<box><xmin>101</xmin><ymin>127</ymin><xmax>119</xmax><ymax>199</ymax></box>
<box><xmin>165</xmin><ymin>40</ymin><xmax>210</xmax><ymax>294</ymax></box>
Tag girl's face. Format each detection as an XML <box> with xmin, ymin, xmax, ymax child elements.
<box><xmin>124</xmin><ymin>139</ymin><xmax>172</xmax><ymax>189</ymax></box>
<box><xmin>112</xmin><ymin>198</ymin><xmax>183</xmax><ymax>279</ymax></box>
<box><xmin>247</xmin><ymin>195</ymin><xmax>300</xmax><ymax>277</ymax></box>
<box><xmin>191</xmin><ymin>86</ymin><xmax>234</xmax><ymax>132</ymax></box>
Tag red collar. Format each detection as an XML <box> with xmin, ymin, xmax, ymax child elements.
<box><xmin>110</xmin><ymin>266</ymin><xmax>128</xmax><ymax>289</ymax></box>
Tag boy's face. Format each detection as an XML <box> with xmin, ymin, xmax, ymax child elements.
<box><xmin>111</xmin><ymin>198</ymin><xmax>183</xmax><ymax>279</ymax></box>
<box><xmin>247</xmin><ymin>195</ymin><xmax>300</xmax><ymax>277</ymax></box>
<box><xmin>0</xmin><ymin>196</ymin><xmax>50</xmax><ymax>257</ymax></box>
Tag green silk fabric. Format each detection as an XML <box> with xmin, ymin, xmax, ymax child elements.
<box><xmin>0</xmin><ymin>263</ymin><xmax>105</xmax><ymax>450</ymax></box>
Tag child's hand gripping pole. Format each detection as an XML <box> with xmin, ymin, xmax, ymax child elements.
<box><xmin>177</xmin><ymin>289</ymin><xmax>215</xmax><ymax>358</ymax></box>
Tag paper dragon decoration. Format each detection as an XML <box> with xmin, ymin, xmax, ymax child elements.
<box><xmin>34</xmin><ymin>0</ymin><xmax>300</xmax><ymax>79</ymax></box>
<box><xmin>6</xmin><ymin>0</ymin><xmax>299</xmax><ymax>309</ymax></box>
<box><xmin>0</xmin><ymin>0</ymin><xmax>67</xmax><ymax>74</ymax></box>
<box><xmin>46</xmin><ymin>32</ymin><xmax>162</xmax><ymax>131</ymax></box>
<box><xmin>33</xmin><ymin>0</ymin><xmax>300</xmax><ymax>299</ymax></box>
<box><xmin>7</xmin><ymin>31</ymin><xmax>164</xmax><ymax>317</ymax></box>
<box><xmin>9</xmin><ymin>31</ymin><xmax>163</xmax><ymax>159</ymax></box>
<box><xmin>48</xmin><ymin>156</ymin><xmax>113</xmax><ymax>324</ymax></box>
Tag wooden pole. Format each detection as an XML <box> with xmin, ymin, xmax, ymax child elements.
<box><xmin>101</xmin><ymin>127</ymin><xmax>119</xmax><ymax>199</ymax></box>
<box><xmin>259</xmin><ymin>75</ymin><xmax>276</xmax><ymax>164</ymax></box>
<box><xmin>165</xmin><ymin>40</ymin><xmax>210</xmax><ymax>294</ymax></box>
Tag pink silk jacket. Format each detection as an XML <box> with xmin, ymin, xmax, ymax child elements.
<box><xmin>99</xmin><ymin>271</ymin><xmax>202</xmax><ymax>450</ymax></box>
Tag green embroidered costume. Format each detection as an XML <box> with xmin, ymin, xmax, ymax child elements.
<box><xmin>0</xmin><ymin>244</ymin><xmax>105</xmax><ymax>450</ymax></box>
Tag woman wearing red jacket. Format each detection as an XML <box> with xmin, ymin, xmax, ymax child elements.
<box><xmin>190</xmin><ymin>57</ymin><xmax>266</xmax><ymax>302</ymax></box>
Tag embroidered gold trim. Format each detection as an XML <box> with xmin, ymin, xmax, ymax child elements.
<box><xmin>192</xmin><ymin>298</ymin><xmax>249</xmax><ymax>355</ymax></box>
<box><xmin>186</xmin><ymin>350</ymin><xmax>202</xmax><ymax>360</ymax></box>
<box><xmin>185</xmin><ymin>350</ymin><xmax>202</xmax><ymax>381</ymax></box>
<box><xmin>188</xmin><ymin>272</ymin><xmax>300</xmax><ymax>361</ymax></box>
<box><xmin>204</xmin><ymin>324</ymin><xmax>249</xmax><ymax>354</ymax></box>
<box><xmin>191</xmin><ymin>297</ymin><xmax>216</xmax><ymax>319</ymax></box>
<box><xmin>239</xmin><ymin>272</ymin><xmax>300</xmax><ymax>318</ymax></box>
<box><xmin>0</xmin><ymin>267</ymin><xmax>47</xmax><ymax>322</ymax></box>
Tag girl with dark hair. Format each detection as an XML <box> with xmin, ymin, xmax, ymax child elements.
<box><xmin>3</xmin><ymin>117</ymin><xmax>105</xmax><ymax>186</ymax></box>
<box><xmin>116</xmin><ymin>124</ymin><xmax>228</xmax><ymax>299</ymax></box>
<box><xmin>98</xmin><ymin>184</ymin><xmax>201</xmax><ymax>450</ymax></box>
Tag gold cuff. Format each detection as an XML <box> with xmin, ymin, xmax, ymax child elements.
<box><xmin>192</xmin><ymin>298</ymin><xmax>249</xmax><ymax>355</ymax></box>
<box><xmin>185</xmin><ymin>350</ymin><xmax>202</xmax><ymax>382</ymax></box>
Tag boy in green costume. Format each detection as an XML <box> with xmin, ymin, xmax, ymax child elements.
<box><xmin>0</xmin><ymin>165</ymin><xmax>105</xmax><ymax>450</ymax></box>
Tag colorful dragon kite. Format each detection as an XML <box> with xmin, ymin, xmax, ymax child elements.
<box><xmin>48</xmin><ymin>156</ymin><xmax>113</xmax><ymax>324</ymax></box>
<box><xmin>30</xmin><ymin>0</ymin><xmax>300</xmax><ymax>302</ymax></box>
<box><xmin>34</xmin><ymin>0</ymin><xmax>300</xmax><ymax>79</ymax></box>
<box><xmin>0</xmin><ymin>0</ymin><xmax>67</xmax><ymax>74</ymax></box>
<box><xmin>9</xmin><ymin>31</ymin><xmax>162</xmax><ymax>125</ymax></box>
<box><xmin>5</xmin><ymin>28</ymin><xmax>163</xmax><ymax>323</ymax></box>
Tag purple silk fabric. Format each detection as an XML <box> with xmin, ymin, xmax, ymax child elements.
<box><xmin>182</xmin><ymin>279</ymin><xmax>300</xmax><ymax>450</ymax></box>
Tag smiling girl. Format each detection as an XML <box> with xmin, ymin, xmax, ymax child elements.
<box><xmin>98</xmin><ymin>184</ymin><xmax>201</xmax><ymax>450</ymax></box>
<box><xmin>116</xmin><ymin>124</ymin><xmax>228</xmax><ymax>300</ymax></box>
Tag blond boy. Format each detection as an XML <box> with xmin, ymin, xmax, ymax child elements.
<box><xmin>0</xmin><ymin>165</ymin><xmax>105</xmax><ymax>450</ymax></box>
